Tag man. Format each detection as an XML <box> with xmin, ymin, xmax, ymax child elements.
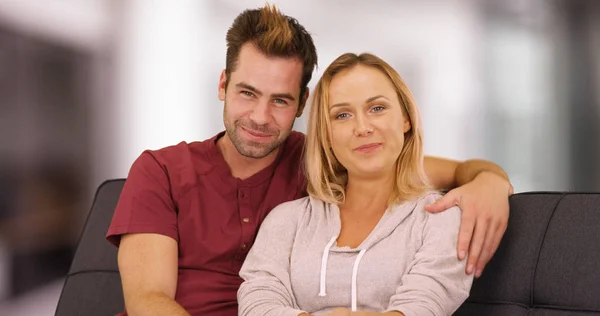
<box><xmin>107</xmin><ymin>4</ymin><xmax>513</xmax><ymax>316</ymax></box>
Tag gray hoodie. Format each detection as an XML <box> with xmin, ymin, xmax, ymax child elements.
<box><xmin>238</xmin><ymin>192</ymin><xmax>473</xmax><ymax>316</ymax></box>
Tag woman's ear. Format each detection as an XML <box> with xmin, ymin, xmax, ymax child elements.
<box><xmin>403</xmin><ymin>115</ymin><xmax>412</xmax><ymax>133</ymax></box>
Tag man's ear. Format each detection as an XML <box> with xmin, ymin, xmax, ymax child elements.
<box><xmin>218</xmin><ymin>70</ymin><xmax>227</xmax><ymax>101</ymax></box>
<box><xmin>296</xmin><ymin>88</ymin><xmax>310</xmax><ymax>117</ymax></box>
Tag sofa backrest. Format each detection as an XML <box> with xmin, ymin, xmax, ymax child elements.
<box><xmin>454</xmin><ymin>192</ymin><xmax>600</xmax><ymax>315</ymax></box>
<box><xmin>55</xmin><ymin>179</ymin><xmax>126</xmax><ymax>316</ymax></box>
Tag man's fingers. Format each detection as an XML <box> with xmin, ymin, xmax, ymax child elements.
<box><xmin>425</xmin><ymin>192</ymin><xmax>458</xmax><ymax>213</ymax></box>
<box><xmin>476</xmin><ymin>220</ymin><xmax>507</xmax><ymax>276</ymax></box>
<box><xmin>466</xmin><ymin>217</ymin><xmax>489</xmax><ymax>275</ymax></box>
<box><xmin>457</xmin><ymin>211</ymin><xmax>475</xmax><ymax>261</ymax></box>
<box><xmin>474</xmin><ymin>222</ymin><xmax>498</xmax><ymax>278</ymax></box>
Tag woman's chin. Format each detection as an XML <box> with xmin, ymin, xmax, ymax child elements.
<box><xmin>347</xmin><ymin>165</ymin><xmax>391</xmax><ymax>179</ymax></box>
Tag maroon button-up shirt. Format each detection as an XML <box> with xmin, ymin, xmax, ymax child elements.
<box><xmin>106</xmin><ymin>131</ymin><xmax>307</xmax><ymax>315</ymax></box>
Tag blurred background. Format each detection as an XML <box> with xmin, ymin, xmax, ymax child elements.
<box><xmin>0</xmin><ymin>0</ymin><xmax>598</xmax><ymax>314</ymax></box>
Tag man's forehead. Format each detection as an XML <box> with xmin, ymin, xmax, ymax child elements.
<box><xmin>231</xmin><ymin>63</ymin><xmax>303</xmax><ymax>97</ymax></box>
<box><xmin>236</xmin><ymin>56</ymin><xmax>303</xmax><ymax>76</ymax></box>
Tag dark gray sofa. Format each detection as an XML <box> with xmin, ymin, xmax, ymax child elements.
<box><xmin>55</xmin><ymin>179</ymin><xmax>600</xmax><ymax>315</ymax></box>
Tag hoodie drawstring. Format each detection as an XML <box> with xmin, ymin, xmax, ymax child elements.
<box><xmin>319</xmin><ymin>236</ymin><xmax>368</xmax><ymax>311</ymax></box>
<box><xmin>351</xmin><ymin>249</ymin><xmax>367</xmax><ymax>311</ymax></box>
<box><xmin>318</xmin><ymin>236</ymin><xmax>337</xmax><ymax>297</ymax></box>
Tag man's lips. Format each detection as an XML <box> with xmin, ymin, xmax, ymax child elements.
<box><xmin>240</xmin><ymin>126</ymin><xmax>274</xmax><ymax>138</ymax></box>
<box><xmin>354</xmin><ymin>143</ymin><xmax>382</xmax><ymax>153</ymax></box>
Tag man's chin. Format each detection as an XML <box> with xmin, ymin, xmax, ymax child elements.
<box><xmin>236</xmin><ymin>143</ymin><xmax>277</xmax><ymax>159</ymax></box>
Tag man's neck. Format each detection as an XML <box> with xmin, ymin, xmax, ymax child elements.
<box><xmin>216</xmin><ymin>133</ymin><xmax>279</xmax><ymax>180</ymax></box>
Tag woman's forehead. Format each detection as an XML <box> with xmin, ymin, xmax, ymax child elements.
<box><xmin>327</xmin><ymin>66</ymin><xmax>395</xmax><ymax>105</ymax></box>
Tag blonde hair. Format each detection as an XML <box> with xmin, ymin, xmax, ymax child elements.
<box><xmin>305</xmin><ymin>53</ymin><xmax>430</xmax><ymax>205</ymax></box>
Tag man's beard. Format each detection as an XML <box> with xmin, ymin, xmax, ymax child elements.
<box><xmin>223</xmin><ymin>105</ymin><xmax>287</xmax><ymax>159</ymax></box>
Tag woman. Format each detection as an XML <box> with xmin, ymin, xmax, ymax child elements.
<box><xmin>237</xmin><ymin>53</ymin><xmax>473</xmax><ymax>316</ymax></box>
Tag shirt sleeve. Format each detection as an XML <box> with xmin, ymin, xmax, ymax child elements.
<box><xmin>106</xmin><ymin>151</ymin><xmax>179</xmax><ymax>247</ymax></box>
<box><xmin>237</xmin><ymin>201</ymin><xmax>308</xmax><ymax>316</ymax></box>
<box><xmin>386</xmin><ymin>205</ymin><xmax>473</xmax><ymax>316</ymax></box>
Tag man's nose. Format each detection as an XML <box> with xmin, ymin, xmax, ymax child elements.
<box><xmin>248</xmin><ymin>100</ymin><xmax>270</xmax><ymax>126</ymax></box>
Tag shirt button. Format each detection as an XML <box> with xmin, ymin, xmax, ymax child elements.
<box><xmin>242</xmin><ymin>217</ymin><xmax>250</xmax><ymax>223</ymax></box>
<box><xmin>241</xmin><ymin>243</ymin><xmax>248</xmax><ymax>249</ymax></box>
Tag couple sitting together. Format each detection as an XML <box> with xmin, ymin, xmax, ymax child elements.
<box><xmin>107</xmin><ymin>4</ymin><xmax>513</xmax><ymax>316</ymax></box>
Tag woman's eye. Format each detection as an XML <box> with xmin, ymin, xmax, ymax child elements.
<box><xmin>371</xmin><ymin>105</ymin><xmax>385</xmax><ymax>112</ymax></box>
<box><xmin>335</xmin><ymin>113</ymin><xmax>350</xmax><ymax>120</ymax></box>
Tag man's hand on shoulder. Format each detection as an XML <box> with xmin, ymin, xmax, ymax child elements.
<box><xmin>424</xmin><ymin>171</ymin><xmax>512</xmax><ymax>278</ymax></box>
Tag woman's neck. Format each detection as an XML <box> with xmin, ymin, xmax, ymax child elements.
<box><xmin>343</xmin><ymin>172</ymin><xmax>394</xmax><ymax>214</ymax></box>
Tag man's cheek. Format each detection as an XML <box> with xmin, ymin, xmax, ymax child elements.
<box><xmin>280</xmin><ymin>110</ymin><xmax>299</xmax><ymax>127</ymax></box>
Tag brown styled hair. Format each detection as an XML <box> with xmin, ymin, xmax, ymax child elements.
<box><xmin>225</xmin><ymin>3</ymin><xmax>318</xmax><ymax>100</ymax></box>
<box><xmin>305</xmin><ymin>53</ymin><xmax>430</xmax><ymax>205</ymax></box>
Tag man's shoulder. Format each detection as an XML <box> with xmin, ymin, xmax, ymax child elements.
<box><xmin>144</xmin><ymin>135</ymin><xmax>218</xmax><ymax>163</ymax></box>
<box><xmin>139</xmin><ymin>133</ymin><xmax>222</xmax><ymax>172</ymax></box>
<box><xmin>146</xmin><ymin>141</ymin><xmax>193</xmax><ymax>158</ymax></box>
<box><xmin>288</xmin><ymin>130</ymin><xmax>306</xmax><ymax>143</ymax></box>
<box><xmin>278</xmin><ymin>131</ymin><xmax>306</xmax><ymax>164</ymax></box>
<box><xmin>151</xmin><ymin>134</ymin><xmax>218</xmax><ymax>158</ymax></box>
<box><xmin>283</xmin><ymin>131</ymin><xmax>306</xmax><ymax>152</ymax></box>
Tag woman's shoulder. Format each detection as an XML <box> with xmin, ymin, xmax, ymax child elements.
<box><xmin>262</xmin><ymin>196</ymin><xmax>318</xmax><ymax>227</ymax></box>
<box><xmin>267</xmin><ymin>195</ymin><xmax>310</xmax><ymax>216</ymax></box>
<box><xmin>392</xmin><ymin>190</ymin><xmax>461</xmax><ymax>222</ymax></box>
<box><xmin>266</xmin><ymin>195</ymin><xmax>334</xmax><ymax>227</ymax></box>
<box><xmin>417</xmin><ymin>190</ymin><xmax>445</xmax><ymax>205</ymax></box>
<box><xmin>391</xmin><ymin>190</ymin><xmax>442</xmax><ymax>211</ymax></box>
<box><xmin>414</xmin><ymin>190</ymin><xmax>462</xmax><ymax>225</ymax></box>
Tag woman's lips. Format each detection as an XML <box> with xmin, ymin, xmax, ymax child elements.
<box><xmin>354</xmin><ymin>143</ymin><xmax>382</xmax><ymax>153</ymax></box>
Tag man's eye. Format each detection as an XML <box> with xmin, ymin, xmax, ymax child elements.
<box><xmin>241</xmin><ymin>91</ymin><xmax>254</xmax><ymax>97</ymax></box>
<box><xmin>273</xmin><ymin>99</ymin><xmax>288</xmax><ymax>105</ymax></box>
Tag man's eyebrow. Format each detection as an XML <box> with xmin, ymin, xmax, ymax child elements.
<box><xmin>272</xmin><ymin>93</ymin><xmax>295</xmax><ymax>102</ymax></box>
<box><xmin>236</xmin><ymin>82</ymin><xmax>262</xmax><ymax>96</ymax></box>
<box><xmin>236</xmin><ymin>82</ymin><xmax>295</xmax><ymax>101</ymax></box>
<box><xmin>329</xmin><ymin>95</ymin><xmax>388</xmax><ymax>109</ymax></box>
